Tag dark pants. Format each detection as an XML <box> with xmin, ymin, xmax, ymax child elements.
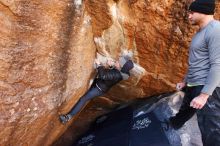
<box><xmin>170</xmin><ymin>86</ymin><xmax>220</xmax><ymax>146</ymax></box>
<box><xmin>67</xmin><ymin>86</ymin><xmax>104</xmax><ymax>117</ymax></box>
<box><xmin>197</xmin><ymin>87</ymin><xmax>220</xmax><ymax>146</ymax></box>
<box><xmin>197</xmin><ymin>115</ymin><xmax>220</xmax><ymax>146</ymax></box>
<box><xmin>169</xmin><ymin>85</ymin><xmax>203</xmax><ymax>129</ymax></box>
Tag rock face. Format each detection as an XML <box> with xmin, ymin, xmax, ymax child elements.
<box><xmin>0</xmin><ymin>0</ymin><xmax>219</xmax><ymax>146</ymax></box>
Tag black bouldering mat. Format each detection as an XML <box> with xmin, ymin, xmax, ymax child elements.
<box><xmin>75</xmin><ymin>106</ymin><xmax>170</xmax><ymax>146</ymax></box>
<box><xmin>76</xmin><ymin>106</ymin><xmax>133</xmax><ymax>146</ymax></box>
<box><xmin>130</xmin><ymin>112</ymin><xmax>170</xmax><ymax>146</ymax></box>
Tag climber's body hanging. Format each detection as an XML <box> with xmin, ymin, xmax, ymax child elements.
<box><xmin>59</xmin><ymin>57</ymin><xmax>134</xmax><ymax>124</ymax></box>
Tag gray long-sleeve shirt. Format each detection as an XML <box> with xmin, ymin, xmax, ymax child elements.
<box><xmin>186</xmin><ymin>20</ymin><xmax>220</xmax><ymax>95</ymax></box>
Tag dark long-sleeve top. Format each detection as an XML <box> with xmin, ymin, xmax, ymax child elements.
<box><xmin>93</xmin><ymin>66</ymin><xmax>123</xmax><ymax>92</ymax></box>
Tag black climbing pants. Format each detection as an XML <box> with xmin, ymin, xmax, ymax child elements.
<box><xmin>170</xmin><ymin>86</ymin><xmax>220</xmax><ymax>146</ymax></box>
<box><xmin>67</xmin><ymin>86</ymin><xmax>104</xmax><ymax>117</ymax></box>
<box><xmin>197</xmin><ymin>87</ymin><xmax>220</xmax><ymax>146</ymax></box>
<box><xmin>169</xmin><ymin>85</ymin><xmax>203</xmax><ymax>129</ymax></box>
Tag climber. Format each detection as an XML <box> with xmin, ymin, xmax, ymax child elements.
<box><xmin>59</xmin><ymin>55</ymin><xmax>134</xmax><ymax>124</ymax></box>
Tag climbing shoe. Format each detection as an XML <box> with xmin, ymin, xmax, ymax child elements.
<box><xmin>59</xmin><ymin>114</ymin><xmax>72</xmax><ymax>124</ymax></box>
